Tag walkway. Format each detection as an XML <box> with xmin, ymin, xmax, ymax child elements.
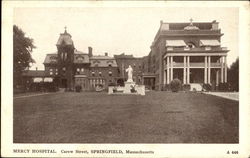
<box><xmin>204</xmin><ymin>92</ymin><xmax>239</xmax><ymax>101</ymax></box>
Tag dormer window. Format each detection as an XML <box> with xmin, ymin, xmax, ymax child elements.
<box><xmin>205</xmin><ymin>47</ymin><xmax>211</xmax><ymax>50</ymax></box>
<box><xmin>108</xmin><ymin>64</ymin><xmax>112</xmax><ymax>67</ymax></box>
<box><xmin>76</xmin><ymin>56</ymin><xmax>84</xmax><ymax>61</ymax></box>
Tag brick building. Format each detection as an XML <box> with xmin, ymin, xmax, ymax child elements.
<box><xmin>114</xmin><ymin>53</ymin><xmax>144</xmax><ymax>86</ymax></box>
<box><xmin>22</xmin><ymin>20</ymin><xmax>229</xmax><ymax>91</ymax></box>
<box><xmin>43</xmin><ymin>29</ymin><xmax>119</xmax><ymax>91</ymax></box>
<box><xmin>143</xmin><ymin>19</ymin><xmax>229</xmax><ymax>90</ymax></box>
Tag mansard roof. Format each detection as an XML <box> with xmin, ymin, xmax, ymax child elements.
<box><xmin>56</xmin><ymin>30</ymin><xmax>74</xmax><ymax>46</ymax></box>
<box><xmin>90</xmin><ymin>56</ymin><xmax>118</xmax><ymax>67</ymax></box>
<box><xmin>43</xmin><ymin>50</ymin><xmax>90</xmax><ymax>64</ymax></box>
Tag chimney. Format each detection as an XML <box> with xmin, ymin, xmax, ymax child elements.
<box><xmin>105</xmin><ymin>52</ymin><xmax>108</xmax><ymax>56</ymax></box>
<box><xmin>212</xmin><ymin>20</ymin><xmax>219</xmax><ymax>30</ymax></box>
<box><xmin>88</xmin><ymin>47</ymin><xmax>93</xmax><ymax>57</ymax></box>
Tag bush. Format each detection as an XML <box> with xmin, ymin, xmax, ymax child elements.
<box><xmin>218</xmin><ymin>82</ymin><xmax>230</xmax><ymax>91</ymax></box>
<box><xmin>203</xmin><ymin>83</ymin><xmax>212</xmax><ymax>91</ymax></box>
<box><xmin>182</xmin><ymin>84</ymin><xmax>191</xmax><ymax>91</ymax></box>
<box><xmin>163</xmin><ymin>84</ymin><xmax>171</xmax><ymax>91</ymax></box>
<box><xmin>75</xmin><ymin>85</ymin><xmax>82</xmax><ymax>92</ymax></box>
<box><xmin>170</xmin><ymin>78</ymin><xmax>182</xmax><ymax>92</ymax></box>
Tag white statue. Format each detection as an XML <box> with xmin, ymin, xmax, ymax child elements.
<box><xmin>126</xmin><ymin>65</ymin><xmax>133</xmax><ymax>82</ymax></box>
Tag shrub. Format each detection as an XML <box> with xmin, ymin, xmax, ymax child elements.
<box><xmin>163</xmin><ymin>84</ymin><xmax>171</xmax><ymax>91</ymax></box>
<box><xmin>183</xmin><ymin>84</ymin><xmax>191</xmax><ymax>91</ymax></box>
<box><xmin>218</xmin><ymin>82</ymin><xmax>230</xmax><ymax>91</ymax></box>
<box><xmin>170</xmin><ymin>78</ymin><xmax>182</xmax><ymax>92</ymax></box>
<box><xmin>203</xmin><ymin>83</ymin><xmax>212</xmax><ymax>91</ymax></box>
<box><xmin>75</xmin><ymin>85</ymin><xmax>82</xmax><ymax>92</ymax></box>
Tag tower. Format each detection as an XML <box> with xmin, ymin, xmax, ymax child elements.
<box><xmin>56</xmin><ymin>27</ymin><xmax>75</xmax><ymax>90</ymax></box>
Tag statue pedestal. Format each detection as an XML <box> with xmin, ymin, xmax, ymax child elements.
<box><xmin>124</xmin><ymin>82</ymin><xmax>136</xmax><ymax>93</ymax></box>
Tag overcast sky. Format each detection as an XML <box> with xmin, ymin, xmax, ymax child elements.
<box><xmin>14</xmin><ymin>7</ymin><xmax>238</xmax><ymax>70</ymax></box>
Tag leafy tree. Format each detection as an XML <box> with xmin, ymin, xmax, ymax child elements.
<box><xmin>228</xmin><ymin>57</ymin><xmax>239</xmax><ymax>91</ymax></box>
<box><xmin>13</xmin><ymin>25</ymin><xmax>36</xmax><ymax>87</ymax></box>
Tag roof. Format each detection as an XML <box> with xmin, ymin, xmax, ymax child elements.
<box><xmin>22</xmin><ymin>70</ymin><xmax>46</xmax><ymax>77</ymax></box>
<box><xmin>114</xmin><ymin>53</ymin><xmax>134</xmax><ymax>59</ymax></box>
<box><xmin>74</xmin><ymin>53</ymin><xmax>89</xmax><ymax>64</ymax></box>
<box><xmin>200</xmin><ymin>40</ymin><xmax>220</xmax><ymax>46</ymax></box>
<box><xmin>44</xmin><ymin>54</ymin><xmax>57</xmax><ymax>64</ymax></box>
<box><xmin>161</xmin><ymin>22</ymin><xmax>214</xmax><ymax>30</ymax></box>
<box><xmin>44</xmin><ymin>51</ymin><xmax>90</xmax><ymax>64</ymax></box>
<box><xmin>166</xmin><ymin>40</ymin><xmax>186</xmax><ymax>47</ymax></box>
<box><xmin>56</xmin><ymin>31</ymin><xmax>74</xmax><ymax>46</ymax></box>
<box><xmin>90</xmin><ymin>56</ymin><xmax>118</xmax><ymax>67</ymax></box>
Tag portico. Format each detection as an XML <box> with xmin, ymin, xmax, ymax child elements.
<box><xmin>164</xmin><ymin>53</ymin><xmax>228</xmax><ymax>87</ymax></box>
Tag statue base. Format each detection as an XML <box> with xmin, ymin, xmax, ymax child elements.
<box><xmin>123</xmin><ymin>82</ymin><xmax>136</xmax><ymax>93</ymax></box>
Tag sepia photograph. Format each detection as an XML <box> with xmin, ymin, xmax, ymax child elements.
<box><xmin>2</xmin><ymin>1</ymin><xmax>250</xmax><ymax>158</ymax></box>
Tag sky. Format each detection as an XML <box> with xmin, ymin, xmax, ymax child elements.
<box><xmin>14</xmin><ymin>7</ymin><xmax>238</xmax><ymax>70</ymax></box>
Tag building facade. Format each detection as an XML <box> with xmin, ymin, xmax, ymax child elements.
<box><xmin>114</xmin><ymin>53</ymin><xmax>144</xmax><ymax>86</ymax></box>
<box><xmin>43</xmin><ymin>30</ymin><xmax>119</xmax><ymax>91</ymax></box>
<box><xmin>143</xmin><ymin>20</ymin><xmax>229</xmax><ymax>90</ymax></box>
<box><xmin>22</xmin><ymin>20</ymin><xmax>229</xmax><ymax>91</ymax></box>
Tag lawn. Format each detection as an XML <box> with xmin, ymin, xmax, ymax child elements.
<box><xmin>13</xmin><ymin>91</ymin><xmax>239</xmax><ymax>143</ymax></box>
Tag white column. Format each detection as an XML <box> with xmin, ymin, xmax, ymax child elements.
<box><xmin>183</xmin><ymin>56</ymin><xmax>186</xmax><ymax>84</ymax></box>
<box><xmin>204</xmin><ymin>56</ymin><xmax>207</xmax><ymax>84</ymax></box>
<box><xmin>163</xmin><ymin>69</ymin><xmax>166</xmax><ymax>85</ymax></box>
<box><xmin>187</xmin><ymin>56</ymin><xmax>190</xmax><ymax>84</ymax></box>
<box><xmin>170</xmin><ymin>56</ymin><xmax>173</xmax><ymax>81</ymax></box>
<box><xmin>167</xmin><ymin>56</ymin><xmax>170</xmax><ymax>84</ymax></box>
<box><xmin>216</xmin><ymin>69</ymin><xmax>219</xmax><ymax>86</ymax></box>
<box><xmin>208</xmin><ymin>56</ymin><xmax>211</xmax><ymax>84</ymax></box>
<box><xmin>224</xmin><ymin>56</ymin><xmax>227</xmax><ymax>83</ymax></box>
<box><xmin>221</xmin><ymin>56</ymin><xmax>224</xmax><ymax>83</ymax></box>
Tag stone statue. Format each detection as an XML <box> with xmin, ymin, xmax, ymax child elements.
<box><xmin>126</xmin><ymin>65</ymin><xmax>133</xmax><ymax>82</ymax></box>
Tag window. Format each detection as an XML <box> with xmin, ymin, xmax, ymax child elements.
<box><xmin>77</xmin><ymin>68</ymin><xmax>80</xmax><ymax>72</ymax></box>
<box><xmin>63</xmin><ymin>67</ymin><xmax>66</xmax><ymax>71</ymax></box>
<box><xmin>92</xmin><ymin>71</ymin><xmax>95</xmax><ymax>77</ymax></box>
<box><xmin>49</xmin><ymin>68</ymin><xmax>53</xmax><ymax>72</ymax></box>
<box><xmin>109</xmin><ymin>71</ymin><xmax>112</xmax><ymax>76</ymax></box>
<box><xmin>108</xmin><ymin>64</ymin><xmax>112</xmax><ymax>67</ymax></box>
<box><xmin>76</xmin><ymin>56</ymin><xmax>84</xmax><ymax>61</ymax></box>
<box><xmin>81</xmin><ymin>68</ymin><xmax>84</xmax><ymax>72</ymax></box>
<box><xmin>50</xmin><ymin>72</ymin><xmax>53</xmax><ymax>75</ymax></box>
<box><xmin>55</xmin><ymin>68</ymin><xmax>58</xmax><ymax>72</ymax></box>
<box><xmin>99</xmin><ymin>72</ymin><xmax>102</xmax><ymax>77</ymax></box>
<box><xmin>55</xmin><ymin>72</ymin><xmax>58</xmax><ymax>75</ymax></box>
<box><xmin>205</xmin><ymin>47</ymin><xmax>211</xmax><ymax>50</ymax></box>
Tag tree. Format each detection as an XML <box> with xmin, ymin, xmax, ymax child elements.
<box><xmin>228</xmin><ymin>57</ymin><xmax>239</xmax><ymax>91</ymax></box>
<box><xmin>13</xmin><ymin>25</ymin><xmax>36</xmax><ymax>87</ymax></box>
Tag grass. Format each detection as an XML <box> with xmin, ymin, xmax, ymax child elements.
<box><xmin>13</xmin><ymin>91</ymin><xmax>238</xmax><ymax>143</ymax></box>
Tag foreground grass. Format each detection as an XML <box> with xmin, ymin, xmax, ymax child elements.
<box><xmin>14</xmin><ymin>91</ymin><xmax>238</xmax><ymax>143</ymax></box>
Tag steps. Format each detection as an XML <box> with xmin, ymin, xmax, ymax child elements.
<box><xmin>190</xmin><ymin>83</ymin><xmax>203</xmax><ymax>91</ymax></box>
